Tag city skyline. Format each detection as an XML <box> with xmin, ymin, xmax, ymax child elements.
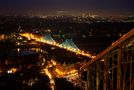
<box><xmin>0</xmin><ymin>0</ymin><xmax>134</xmax><ymax>16</ymax></box>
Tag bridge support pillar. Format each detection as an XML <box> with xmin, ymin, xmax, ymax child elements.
<box><xmin>117</xmin><ymin>47</ymin><xmax>122</xmax><ymax>90</ymax></box>
<box><xmin>104</xmin><ymin>57</ymin><xmax>108</xmax><ymax>90</ymax></box>
<box><xmin>96</xmin><ymin>64</ymin><xmax>99</xmax><ymax>90</ymax></box>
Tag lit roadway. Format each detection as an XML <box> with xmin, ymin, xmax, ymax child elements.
<box><xmin>20</xmin><ymin>33</ymin><xmax>96</xmax><ymax>59</ymax></box>
<box><xmin>0</xmin><ymin>33</ymin><xmax>96</xmax><ymax>90</ymax></box>
<box><xmin>40</xmin><ymin>59</ymin><xmax>80</xmax><ymax>90</ymax></box>
<box><xmin>20</xmin><ymin>33</ymin><xmax>94</xmax><ymax>90</ymax></box>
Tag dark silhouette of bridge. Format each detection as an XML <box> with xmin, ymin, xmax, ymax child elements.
<box><xmin>80</xmin><ymin>28</ymin><xmax>134</xmax><ymax>90</ymax></box>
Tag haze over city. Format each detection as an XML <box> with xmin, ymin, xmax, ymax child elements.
<box><xmin>0</xmin><ymin>0</ymin><xmax>134</xmax><ymax>16</ymax></box>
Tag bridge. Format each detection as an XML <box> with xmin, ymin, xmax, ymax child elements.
<box><xmin>20</xmin><ymin>33</ymin><xmax>95</xmax><ymax>58</ymax></box>
<box><xmin>80</xmin><ymin>28</ymin><xmax>134</xmax><ymax>90</ymax></box>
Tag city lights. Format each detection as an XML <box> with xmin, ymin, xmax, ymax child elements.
<box><xmin>21</xmin><ymin>33</ymin><xmax>95</xmax><ymax>58</ymax></box>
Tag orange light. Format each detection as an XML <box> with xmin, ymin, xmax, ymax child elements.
<box><xmin>20</xmin><ymin>33</ymin><xmax>94</xmax><ymax>58</ymax></box>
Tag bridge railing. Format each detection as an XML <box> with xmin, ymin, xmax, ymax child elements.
<box><xmin>80</xmin><ymin>28</ymin><xmax>134</xmax><ymax>90</ymax></box>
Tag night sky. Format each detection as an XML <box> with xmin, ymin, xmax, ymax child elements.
<box><xmin>0</xmin><ymin>0</ymin><xmax>134</xmax><ymax>15</ymax></box>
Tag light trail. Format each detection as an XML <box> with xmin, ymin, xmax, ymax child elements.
<box><xmin>41</xmin><ymin>59</ymin><xmax>80</xmax><ymax>87</ymax></box>
<box><xmin>43</xmin><ymin>69</ymin><xmax>55</xmax><ymax>90</ymax></box>
<box><xmin>20</xmin><ymin>33</ymin><xmax>95</xmax><ymax>58</ymax></box>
